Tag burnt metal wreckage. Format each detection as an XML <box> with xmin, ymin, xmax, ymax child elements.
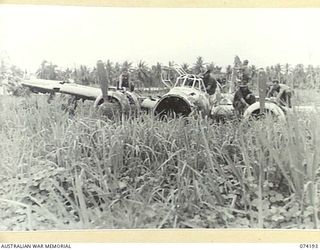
<box><xmin>20</xmin><ymin>61</ymin><xmax>315</xmax><ymax>121</ymax></box>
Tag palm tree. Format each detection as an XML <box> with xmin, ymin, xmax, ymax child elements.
<box><xmin>206</xmin><ymin>62</ymin><xmax>215</xmax><ymax>72</ymax></box>
<box><xmin>306</xmin><ymin>65</ymin><xmax>315</xmax><ymax>88</ymax></box>
<box><xmin>89</xmin><ymin>67</ymin><xmax>97</xmax><ymax>85</ymax></box>
<box><xmin>36</xmin><ymin>60</ymin><xmax>48</xmax><ymax>79</ymax></box>
<box><xmin>0</xmin><ymin>51</ymin><xmax>11</xmax><ymax>77</ymax></box>
<box><xmin>283</xmin><ymin>63</ymin><xmax>292</xmax><ymax>86</ymax></box>
<box><xmin>226</xmin><ymin>65</ymin><xmax>232</xmax><ymax>81</ymax></box>
<box><xmin>36</xmin><ymin>60</ymin><xmax>58</xmax><ymax>80</ymax></box>
<box><xmin>0</xmin><ymin>58</ymin><xmax>7</xmax><ymax>76</ymax></box>
<box><xmin>293</xmin><ymin>64</ymin><xmax>305</xmax><ymax>88</ymax></box>
<box><xmin>233</xmin><ymin>55</ymin><xmax>242</xmax><ymax>69</ymax></box>
<box><xmin>114</xmin><ymin>62</ymin><xmax>121</xmax><ymax>76</ymax></box>
<box><xmin>265</xmin><ymin>66</ymin><xmax>271</xmax><ymax>81</ymax></box>
<box><xmin>214</xmin><ymin>66</ymin><xmax>222</xmax><ymax>74</ymax></box>
<box><xmin>193</xmin><ymin>56</ymin><xmax>205</xmax><ymax>74</ymax></box>
<box><xmin>78</xmin><ymin>65</ymin><xmax>91</xmax><ymax>85</ymax></box>
<box><xmin>122</xmin><ymin>61</ymin><xmax>132</xmax><ymax>72</ymax></box>
<box><xmin>48</xmin><ymin>64</ymin><xmax>58</xmax><ymax>80</ymax></box>
<box><xmin>274</xmin><ymin>64</ymin><xmax>282</xmax><ymax>80</ymax></box>
<box><xmin>110</xmin><ymin>62</ymin><xmax>121</xmax><ymax>85</ymax></box>
<box><xmin>151</xmin><ymin>62</ymin><xmax>162</xmax><ymax>86</ymax></box>
<box><xmin>64</xmin><ymin>68</ymin><xmax>73</xmax><ymax>81</ymax></box>
<box><xmin>105</xmin><ymin>60</ymin><xmax>115</xmax><ymax>85</ymax></box>
<box><xmin>181</xmin><ymin>63</ymin><xmax>190</xmax><ymax>73</ymax></box>
<box><xmin>136</xmin><ymin>60</ymin><xmax>151</xmax><ymax>87</ymax></box>
<box><xmin>315</xmin><ymin>66</ymin><xmax>320</xmax><ymax>90</ymax></box>
<box><xmin>166</xmin><ymin>61</ymin><xmax>178</xmax><ymax>85</ymax></box>
<box><xmin>10</xmin><ymin>65</ymin><xmax>24</xmax><ymax>78</ymax></box>
<box><xmin>71</xmin><ymin>65</ymin><xmax>92</xmax><ymax>85</ymax></box>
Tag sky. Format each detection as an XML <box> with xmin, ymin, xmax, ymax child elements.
<box><xmin>1</xmin><ymin>5</ymin><xmax>320</xmax><ymax>72</ymax></box>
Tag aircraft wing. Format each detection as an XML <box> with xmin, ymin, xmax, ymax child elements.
<box><xmin>58</xmin><ymin>84</ymin><xmax>102</xmax><ymax>101</ymax></box>
<box><xmin>21</xmin><ymin>79</ymin><xmax>62</xmax><ymax>94</ymax></box>
<box><xmin>21</xmin><ymin>79</ymin><xmax>102</xmax><ymax>101</ymax></box>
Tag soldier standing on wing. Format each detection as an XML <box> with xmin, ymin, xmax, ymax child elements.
<box><xmin>118</xmin><ymin>68</ymin><xmax>130</xmax><ymax>90</ymax></box>
<box><xmin>239</xmin><ymin>59</ymin><xmax>251</xmax><ymax>86</ymax></box>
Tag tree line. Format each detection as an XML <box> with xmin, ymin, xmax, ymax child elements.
<box><xmin>2</xmin><ymin>56</ymin><xmax>320</xmax><ymax>90</ymax></box>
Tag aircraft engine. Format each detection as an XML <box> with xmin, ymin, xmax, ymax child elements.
<box><xmin>153</xmin><ymin>89</ymin><xmax>210</xmax><ymax>118</ymax></box>
<box><xmin>243</xmin><ymin>101</ymin><xmax>286</xmax><ymax>122</ymax></box>
<box><xmin>93</xmin><ymin>89</ymin><xmax>140</xmax><ymax>114</ymax></box>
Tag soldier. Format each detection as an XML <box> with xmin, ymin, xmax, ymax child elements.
<box><xmin>202</xmin><ymin>69</ymin><xmax>217</xmax><ymax>95</ymax></box>
<box><xmin>233</xmin><ymin>83</ymin><xmax>256</xmax><ymax>116</ymax></box>
<box><xmin>239</xmin><ymin>59</ymin><xmax>251</xmax><ymax>85</ymax></box>
<box><xmin>267</xmin><ymin>78</ymin><xmax>292</xmax><ymax>107</ymax></box>
<box><xmin>232</xmin><ymin>59</ymin><xmax>255</xmax><ymax>116</ymax></box>
<box><xmin>118</xmin><ymin>69</ymin><xmax>130</xmax><ymax>90</ymax></box>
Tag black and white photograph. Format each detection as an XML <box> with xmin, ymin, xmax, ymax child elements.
<box><xmin>0</xmin><ymin>5</ymin><xmax>319</xmax><ymax>231</ymax></box>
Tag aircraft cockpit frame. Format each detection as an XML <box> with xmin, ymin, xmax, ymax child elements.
<box><xmin>161</xmin><ymin>64</ymin><xmax>207</xmax><ymax>93</ymax></box>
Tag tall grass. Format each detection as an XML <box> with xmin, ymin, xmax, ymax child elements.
<box><xmin>0</xmin><ymin>94</ymin><xmax>319</xmax><ymax>230</ymax></box>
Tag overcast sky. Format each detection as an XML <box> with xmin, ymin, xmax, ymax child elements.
<box><xmin>1</xmin><ymin>5</ymin><xmax>320</xmax><ymax>72</ymax></box>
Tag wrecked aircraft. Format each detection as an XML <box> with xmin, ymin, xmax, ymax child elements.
<box><xmin>20</xmin><ymin>62</ymin><xmax>315</xmax><ymax>121</ymax></box>
<box><xmin>20</xmin><ymin>64</ymin><xmax>215</xmax><ymax>118</ymax></box>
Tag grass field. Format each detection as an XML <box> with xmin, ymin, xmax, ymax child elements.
<box><xmin>0</xmin><ymin>90</ymin><xmax>319</xmax><ymax>230</ymax></box>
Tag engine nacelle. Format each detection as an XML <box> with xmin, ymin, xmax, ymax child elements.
<box><xmin>153</xmin><ymin>86</ymin><xmax>210</xmax><ymax>117</ymax></box>
<box><xmin>93</xmin><ymin>89</ymin><xmax>140</xmax><ymax>113</ymax></box>
<box><xmin>243</xmin><ymin>101</ymin><xmax>286</xmax><ymax>122</ymax></box>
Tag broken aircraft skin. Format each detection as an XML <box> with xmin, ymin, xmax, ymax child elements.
<box><xmin>151</xmin><ymin>65</ymin><xmax>211</xmax><ymax>118</ymax></box>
